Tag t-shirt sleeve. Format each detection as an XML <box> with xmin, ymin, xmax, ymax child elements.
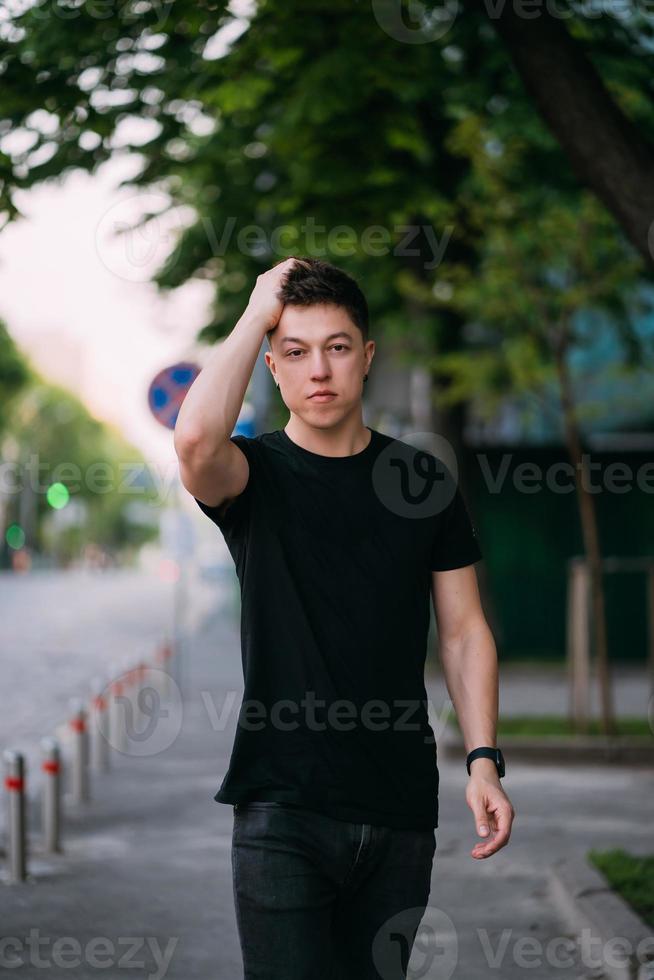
<box><xmin>193</xmin><ymin>434</ymin><xmax>256</xmax><ymax>535</ymax></box>
<box><xmin>430</xmin><ymin>477</ymin><xmax>482</xmax><ymax>571</ymax></box>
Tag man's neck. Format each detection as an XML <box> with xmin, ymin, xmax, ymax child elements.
<box><xmin>283</xmin><ymin>416</ymin><xmax>371</xmax><ymax>457</ymax></box>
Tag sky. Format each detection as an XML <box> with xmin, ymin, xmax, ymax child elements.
<box><xmin>0</xmin><ymin>152</ymin><xmax>217</xmax><ymax>471</ymax></box>
<box><xmin>0</xmin><ymin>0</ymin><xmax>256</xmax><ymax>473</ymax></box>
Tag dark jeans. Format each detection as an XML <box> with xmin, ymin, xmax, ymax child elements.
<box><xmin>231</xmin><ymin>801</ymin><xmax>436</xmax><ymax>980</ymax></box>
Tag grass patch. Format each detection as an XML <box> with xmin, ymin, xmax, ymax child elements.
<box><xmin>589</xmin><ymin>849</ymin><xmax>654</xmax><ymax>929</ymax></box>
<box><xmin>451</xmin><ymin>716</ymin><xmax>651</xmax><ymax>737</ymax></box>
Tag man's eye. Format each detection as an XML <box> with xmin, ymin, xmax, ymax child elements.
<box><xmin>287</xmin><ymin>345</ymin><xmax>348</xmax><ymax>357</ymax></box>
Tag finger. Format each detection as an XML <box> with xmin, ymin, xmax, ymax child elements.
<box><xmin>467</xmin><ymin>796</ymin><xmax>491</xmax><ymax>839</ymax></box>
<box><xmin>471</xmin><ymin>805</ymin><xmax>513</xmax><ymax>859</ymax></box>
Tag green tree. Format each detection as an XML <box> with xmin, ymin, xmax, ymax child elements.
<box><xmin>3</xmin><ymin>379</ymin><xmax>159</xmax><ymax>566</ymax></box>
<box><xmin>1</xmin><ymin>0</ymin><xmax>654</xmax><ymax>264</ymax></box>
<box><xmin>464</xmin><ymin>0</ymin><xmax>654</xmax><ymax>264</ymax></box>
<box><xmin>1</xmin><ymin>3</ymin><xmax>652</xmax><ymax>448</ymax></box>
<box><xmin>0</xmin><ymin>318</ymin><xmax>30</xmax><ymax>434</ymax></box>
<box><xmin>422</xmin><ymin>113</ymin><xmax>653</xmax><ymax>734</ymax></box>
<box><xmin>2</xmin><ymin>0</ymin><xmax>653</xmax><ymax>644</ymax></box>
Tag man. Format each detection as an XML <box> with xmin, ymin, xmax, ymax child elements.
<box><xmin>174</xmin><ymin>256</ymin><xmax>515</xmax><ymax>980</ymax></box>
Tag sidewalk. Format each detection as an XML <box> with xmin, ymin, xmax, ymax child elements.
<box><xmin>2</xmin><ymin>602</ymin><xmax>652</xmax><ymax>979</ymax></box>
<box><xmin>1</xmin><ymin>610</ymin><xmax>244</xmax><ymax>980</ymax></box>
<box><xmin>426</xmin><ymin>657</ymin><xmax>652</xmax><ymax>720</ymax></box>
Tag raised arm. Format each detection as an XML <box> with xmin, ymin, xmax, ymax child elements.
<box><xmin>173</xmin><ymin>257</ymin><xmax>298</xmax><ymax>507</ymax></box>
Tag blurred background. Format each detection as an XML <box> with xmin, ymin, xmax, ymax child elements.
<box><xmin>0</xmin><ymin>0</ymin><xmax>653</xmax><ymax>975</ymax></box>
<box><xmin>1</xmin><ymin>0</ymin><xmax>653</xmax><ymax>714</ymax></box>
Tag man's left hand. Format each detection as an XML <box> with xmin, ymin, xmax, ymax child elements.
<box><xmin>465</xmin><ymin>766</ymin><xmax>515</xmax><ymax>859</ymax></box>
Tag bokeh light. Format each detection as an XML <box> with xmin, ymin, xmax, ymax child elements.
<box><xmin>5</xmin><ymin>524</ymin><xmax>25</xmax><ymax>550</ymax></box>
<box><xmin>46</xmin><ymin>482</ymin><xmax>70</xmax><ymax>509</ymax></box>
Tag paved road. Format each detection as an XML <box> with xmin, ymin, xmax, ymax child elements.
<box><xmin>1</xmin><ymin>604</ymin><xmax>652</xmax><ymax>979</ymax></box>
<box><xmin>0</xmin><ymin>565</ymin><xmax>232</xmax><ymax>804</ymax></box>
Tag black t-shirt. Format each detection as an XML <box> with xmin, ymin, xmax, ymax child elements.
<box><xmin>195</xmin><ymin>426</ymin><xmax>482</xmax><ymax>830</ymax></box>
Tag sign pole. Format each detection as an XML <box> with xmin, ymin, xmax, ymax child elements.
<box><xmin>172</xmin><ymin>477</ymin><xmax>185</xmax><ymax>701</ymax></box>
<box><xmin>147</xmin><ymin>361</ymin><xmax>201</xmax><ymax>705</ymax></box>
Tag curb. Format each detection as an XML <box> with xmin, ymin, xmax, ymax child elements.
<box><xmin>548</xmin><ymin>856</ymin><xmax>654</xmax><ymax>980</ymax></box>
<box><xmin>439</xmin><ymin>729</ymin><xmax>654</xmax><ymax>767</ymax></box>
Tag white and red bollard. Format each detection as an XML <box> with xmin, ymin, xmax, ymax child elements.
<box><xmin>68</xmin><ymin>697</ymin><xmax>89</xmax><ymax>804</ymax></box>
<box><xmin>3</xmin><ymin>749</ymin><xmax>27</xmax><ymax>883</ymax></box>
<box><xmin>155</xmin><ymin>638</ymin><xmax>174</xmax><ymax>699</ymax></box>
<box><xmin>108</xmin><ymin>661</ymin><xmax>128</xmax><ymax>754</ymax></box>
<box><xmin>41</xmin><ymin>736</ymin><xmax>62</xmax><ymax>854</ymax></box>
<box><xmin>136</xmin><ymin>657</ymin><xmax>149</xmax><ymax>719</ymax></box>
<box><xmin>122</xmin><ymin>654</ymin><xmax>141</xmax><ymax>733</ymax></box>
<box><xmin>89</xmin><ymin>677</ymin><xmax>110</xmax><ymax>772</ymax></box>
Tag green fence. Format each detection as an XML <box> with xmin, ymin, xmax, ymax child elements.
<box><xmin>467</xmin><ymin>446</ymin><xmax>654</xmax><ymax>662</ymax></box>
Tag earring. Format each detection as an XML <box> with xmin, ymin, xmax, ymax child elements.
<box><xmin>363</xmin><ymin>373</ymin><xmax>369</xmax><ymax>382</ymax></box>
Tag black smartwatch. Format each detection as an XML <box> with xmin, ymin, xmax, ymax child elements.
<box><xmin>466</xmin><ymin>747</ymin><xmax>505</xmax><ymax>778</ymax></box>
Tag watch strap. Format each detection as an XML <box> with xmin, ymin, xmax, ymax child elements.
<box><xmin>466</xmin><ymin>746</ymin><xmax>505</xmax><ymax>777</ymax></box>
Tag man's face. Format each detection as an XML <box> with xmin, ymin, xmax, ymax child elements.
<box><xmin>265</xmin><ymin>303</ymin><xmax>374</xmax><ymax>426</ymax></box>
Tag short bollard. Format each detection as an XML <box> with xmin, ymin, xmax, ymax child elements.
<box><xmin>41</xmin><ymin>737</ymin><xmax>62</xmax><ymax>854</ymax></box>
<box><xmin>3</xmin><ymin>749</ymin><xmax>27</xmax><ymax>883</ymax></box>
<box><xmin>89</xmin><ymin>677</ymin><xmax>109</xmax><ymax>772</ymax></box>
<box><xmin>108</xmin><ymin>664</ymin><xmax>128</xmax><ymax>754</ymax></box>
<box><xmin>68</xmin><ymin>698</ymin><xmax>89</xmax><ymax>804</ymax></box>
<box><xmin>136</xmin><ymin>659</ymin><xmax>148</xmax><ymax>721</ymax></box>
<box><xmin>123</xmin><ymin>656</ymin><xmax>142</xmax><ymax>732</ymax></box>
<box><xmin>155</xmin><ymin>642</ymin><xmax>172</xmax><ymax>699</ymax></box>
<box><xmin>166</xmin><ymin>638</ymin><xmax>176</xmax><ymax>696</ymax></box>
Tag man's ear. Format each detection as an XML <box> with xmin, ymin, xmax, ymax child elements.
<box><xmin>264</xmin><ymin>350</ymin><xmax>276</xmax><ymax>385</ymax></box>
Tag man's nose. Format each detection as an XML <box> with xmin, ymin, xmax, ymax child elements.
<box><xmin>309</xmin><ymin>356</ymin><xmax>331</xmax><ymax>378</ymax></box>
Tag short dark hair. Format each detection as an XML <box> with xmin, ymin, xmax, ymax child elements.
<box><xmin>270</xmin><ymin>256</ymin><xmax>369</xmax><ymax>344</ymax></box>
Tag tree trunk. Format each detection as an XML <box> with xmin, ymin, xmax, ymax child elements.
<box><xmin>400</xmin><ymin>217</ymin><xmax>502</xmax><ymax>639</ymax></box>
<box><xmin>464</xmin><ymin>0</ymin><xmax>654</xmax><ymax>269</ymax></box>
<box><xmin>553</xmin><ymin>339</ymin><xmax>616</xmax><ymax>735</ymax></box>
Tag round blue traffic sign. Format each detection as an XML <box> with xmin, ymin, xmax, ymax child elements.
<box><xmin>148</xmin><ymin>362</ymin><xmax>201</xmax><ymax>430</ymax></box>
